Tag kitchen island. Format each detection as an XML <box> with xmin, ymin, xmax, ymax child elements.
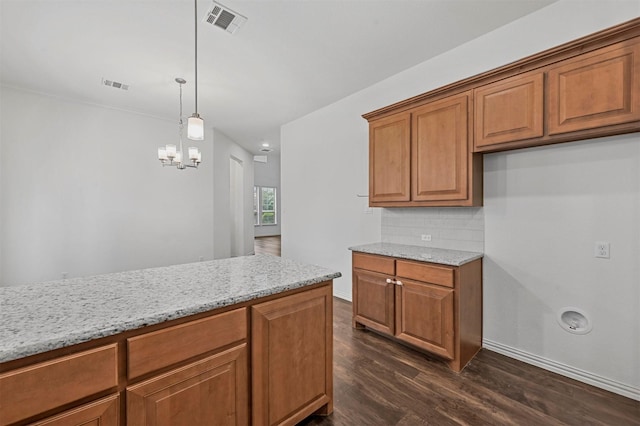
<box><xmin>0</xmin><ymin>255</ymin><xmax>341</xmax><ymax>426</ymax></box>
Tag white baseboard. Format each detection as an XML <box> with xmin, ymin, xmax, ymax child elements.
<box><xmin>483</xmin><ymin>339</ymin><xmax>639</xmax><ymax>401</ymax></box>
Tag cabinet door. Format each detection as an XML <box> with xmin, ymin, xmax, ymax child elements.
<box><xmin>395</xmin><ymin>279</ymin><xmax>455</xmax><ymax>360</ymax></box>
<box><xmin>474</xmin><ymin>72</ymin><xmax>544</xmax><ymax>149</ymax></box>
<box><xmin>369</xmin><ymin>112</ymin><xmax>411</xmax><ymax>203</ymax></box>
<box><xmin>352</xmin><ymin>269</ymin><xmax>395</xmax><ymax>335</ymax></box>
<box><xmin>548</xmin><ymin>39</ymin><xmax>640</xmax><ymax>135</ymax></box>
<box><xmin>30</xmin><ymin>395</ymin><xmax>119</xmax><ymax>426</ymax></box>
<box><xmin>411</xmin><ymin>93</ymin><xmax>469</xmax><ymax>202</ymax></box>
<box><xmin>252</xmin><ymin>285</ymin><xmax>332</xmax><ymax>426</ymax></box>
<box><xmin>127</xmin><ymin>345</ymin><xmax>248</xmax><ymax>426</ymax></box>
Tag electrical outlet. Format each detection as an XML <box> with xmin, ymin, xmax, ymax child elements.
<box><xmin>594</xmin><ymin>241</ymin><xmax>610</xmax><ymax>259</ymax></box>
<box><xmin>421</xmin><ymin>234</ymin><xmax>432</xmax><ymax>242</ymax></box>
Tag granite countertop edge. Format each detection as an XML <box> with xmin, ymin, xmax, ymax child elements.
<box><xmin>0</xmin><ymin>256</ymin><xmax>341</xmax><ymax>363</ymax></box>
<box><xmin>349</xmin><ymin>242</ymin><xmax>483</xmax><ymax>266</ymax></box>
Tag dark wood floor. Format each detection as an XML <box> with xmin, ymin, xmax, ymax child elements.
<box><xmin>300</xmin><ymin>297</ymin><xmax>639</xmax><ymax>426</ymax></box>
<box><xmin>254</xmin><ymin>235</ymin><xmax>281</xmax><ymax>256</ymax></box>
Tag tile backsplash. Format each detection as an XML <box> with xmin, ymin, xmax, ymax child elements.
<box><xmin>381</xmin><ymin>208</ymin><xmax>484</xmax><ymax>253</ymax></box>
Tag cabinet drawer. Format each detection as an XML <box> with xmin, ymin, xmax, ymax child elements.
<box><xmin>0</xmin><ymin>344</ymin><xmax>118</xmax><ymax>425</ymax></box>
<box><xmin>396</xmin><ymin>260</ymin><xmax>454</xmax><ymax>288</ymax></box>
<box><xmin>128</xmin><ymin>308</ymin><xmax>247</xmax><ymax>380</ymax></box>
<box><xmin>353</xmin><ymin>252</ymin><xmax>395</xmax><ymax>275</ymax></box>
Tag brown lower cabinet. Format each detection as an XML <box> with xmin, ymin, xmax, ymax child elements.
<box><xmin>31</xmin><ymin>395</ymin><xmax>120</xmax><ymax>426</ymax></box>
<box><xmin>252</xmin><ymin>286</ymin><xmax>333</xmax><ymax>426</ymax></box>
<box><xmin>0</xmin><ymin>282</ymin><xmax>333</xmax><ymax>426</ymax></box>
<box><xmin>352</xmin><ymin>252</ymin><xmax>482</xmax><ymax>372</ymax></box>
<box><xmin>127</xmin><ymin>345</ymin><xmax>248</xmax><ymax>426</ymax></box>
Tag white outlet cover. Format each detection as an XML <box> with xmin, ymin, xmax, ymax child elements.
<box><xmin>594</xmin><ymin>241</ymin><xmax>610</xmax><ymax>258</ymax></box>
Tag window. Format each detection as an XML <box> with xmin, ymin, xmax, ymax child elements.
<box><xmin>253</xmin><ymin>186</ymin><xmax>259</xmax><ymax>225</ymax></box>
<box><xmin>254</xmin><ymin>186</ymin><xmax>277</xmax><ymax>226</ymax></box>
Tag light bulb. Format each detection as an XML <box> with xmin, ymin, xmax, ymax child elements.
<box><xmin>187</xmin><ymin>114</ymin><xmax>204</xmax><ymax>140</ymax></box>
<box><xmin>158</xmin><ymin>147</ymin><xmax>168</xmax><ymax>161</ymax></box>
<box><xmin>188</xmin><ymin>147</ymin><xmax>199</xmax><ymax>161</ymax></box>
<box><xmin>166</xmin><ymin>144</ymin><xmax>177</xmax><ymax>159</ymax></box>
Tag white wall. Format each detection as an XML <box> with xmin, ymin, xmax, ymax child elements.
<box><xmin>212</xmin><ymin>129</ymin><xmax>255</xmax><ymax>259</ymax></box>
<box><xmin>484</xmin><ymin>134</ymin><xmax>639</xmax><ymax>398</ymax></box>
<box><xmin>282</xmin><ymin>0</ymin><xmax>639</xmax><ymax>398</ymax></box>
<box><xmin>282</xmin><ymin>107</ymin><xmax>381</xmax><ymax>300</ymax></box>
<box><xmin>0</xmin><ymin>86</ymin><xmax>214</xmax><ymax>285</ymax></box>
<box><xmin>254</xmin><ymin>153</ymin><xmax>281</xmax><ymax>237</ymax></box>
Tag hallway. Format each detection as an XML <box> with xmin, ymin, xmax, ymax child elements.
<box><xmin>254</xmin><ymin>235</ymin><xmax>281</xmax><ymax>256</ymax></box>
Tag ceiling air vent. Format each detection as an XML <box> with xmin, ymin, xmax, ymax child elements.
<box><xmin>101</xmin><ymin>78</ymin><xmax>129</xmax><ymax>91</ymax></box>
<box><xmin>202</xmin><ymin>1</ymin><xmax>247</xmax><ymax>35</ymax></box>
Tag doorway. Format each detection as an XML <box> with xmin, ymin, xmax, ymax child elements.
<box><xmin>229</xmin><ymin>156</ymin><xmax>244</xmax><ymax>257</ymax></box>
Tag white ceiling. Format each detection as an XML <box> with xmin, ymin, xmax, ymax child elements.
<box><xmin>1</xmin><ymin>0</ymin><xmax>554</xmax><ymax>154</ymax></box>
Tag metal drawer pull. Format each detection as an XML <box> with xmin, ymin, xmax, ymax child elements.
<box><xmin>386</xmin><ymin>278</ymin><xmax>393</xmax><ymax>284</ymax></box>
<box><xmin>396</xmin><ymin>280</ymin><xmax>403</xmax><ymax>286</ymax></box>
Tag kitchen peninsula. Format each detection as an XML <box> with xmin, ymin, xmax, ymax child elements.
<box><xmin>0</xmin><ymin>255</ymin><xmax>340</xmax><ymax>426</ymax></box>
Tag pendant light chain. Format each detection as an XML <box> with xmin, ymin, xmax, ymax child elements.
<box><xmin>194</xmin><ymin>0</ymin><xmax>198</xmax><ymax>116</ymax></box>
<box><xmin>179</xmin><ymin>81</ymin><xmax>184</xmax><ymax>121</ymax></box>
<box><xmin>178</xmin><ymin>82</ymin><xmax>184</xmax><ymax>155</ymax></box>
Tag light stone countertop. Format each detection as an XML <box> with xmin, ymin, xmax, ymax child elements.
<box><xmin>0</xmin><ymin>255</ymin><xmax>341</xmax><ymax>363</ymax></box>
<box><xmin>349</xmin><ymin>242</ymin><xmax>483</xmax><ymax>266</ymax></box>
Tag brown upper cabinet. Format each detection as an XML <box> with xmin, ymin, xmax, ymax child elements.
<box><xmin>412</xmin><ymin>93</ymin><xmax>472</xmax><ymax>203</ymax></box>
<box><xmin>475</xmin><ymin>37</ymin><xmax>640</xmax><ymax>152</ymax></box>
<box><xmin>547</xmin><ymin>39</ymin><xmax>640</xmax><ymax>135</ymax></box>
<box><xmin>474</xmin><ymin>71</ymin><xmax>545</xmax><ymax>149</ymax></box>
<box><xmin>368</xmin><ymin>91</ymin><xmax>482</xmax><ymax>207</ymax></box>
<box><xmin>369</xmin><ymin>112</ymin><xmax>411</xmax><ymax>203</ymax></box>
<box><xmin>365</xmin><ymin>19</ymin><xmax>640</xmax><ymax>194</ymax></box>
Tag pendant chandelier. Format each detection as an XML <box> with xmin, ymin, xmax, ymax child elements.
<box><xmin>157</xmin><ymin>0</ymin><xmax>204</xmax><ymax>169</ymax></box>
<box><xmin>157</xmin><ymin>78</ymin><xmax>201</xmax><ymax>169</ymax></box>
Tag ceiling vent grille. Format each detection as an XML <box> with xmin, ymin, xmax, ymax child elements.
<box><xmin>202</xmin><ymin>1</ymin><xmax>247</xmax><ymax>34</ymax></box>
<box><xmin>102</xmin><ymin>78</ymin><xmax>129</xmax><ymax>91</ymax></box>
